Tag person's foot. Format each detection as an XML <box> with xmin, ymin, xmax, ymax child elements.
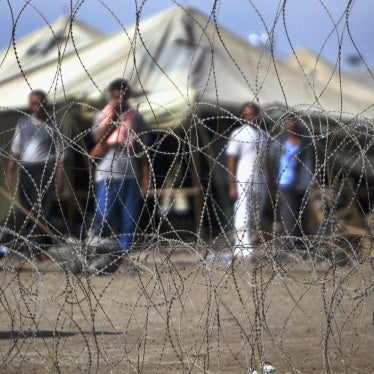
<box><xmin>47</xmin><ymin>245</ymin><xmax>84</xmax><ymax>274</ymax></box>
<box><xmin>205</xmin><ymin>249</ymin><xmax>253</xmax><ymax>268</ymax></box>
<box><xmin>119</xmin><ymin>257</ymin><xmax>144</xmax><ymax>274</ymax></box>
<box><xmin>233</xmin><ymin>246</ymin><xmax>254</xmax><ymax>261</ymax></box>
<box><xmin>0</xmin><ymin>245</ymin><xmax>10</xmax><ymax>259</ymax></box>
<box><xmin>206</xmin><ymin>253</ymin><xmax>216</xmax><ymax>262</ymax></box>
<box><xmin>205</xmin><ymin>252</ymin><xmax>234</xmax><ymax>267</ymax></box>
<box><xmin>86</xmin><ymin>253</ymin><xmax>122</xmax><ymax>275</ymax></box>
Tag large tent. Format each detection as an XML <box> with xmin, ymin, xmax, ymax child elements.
<box><xmin>1</xmin><ymin>6</ymin><xmax>373</xmax><ymax>122</ymax></box>
<box><xmin>354</xmin><ymin>66</ymin><xmax>374</xmax><ymax>89</ymax></box>
<box><xmin>0</xmin><ymin>15</ymin><xmax>103</xmax><ymax>109</ymax></box>
<box><xmin>284</xmin><ymin>47</ymin><xmax>374</xmax><ymax>119</ymax></box>
<box><xmin>0</xmin><ymin>6</ymin><xmax>373</xmax><ymax>233</ymax></box>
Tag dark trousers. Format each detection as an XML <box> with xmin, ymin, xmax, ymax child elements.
<box><xmin>18</xmin><ymin>162</ymin><xmax>55</xmax><ymax>246</ymax></box>
<box><xmin>279</xmin><ymin>188</ymin><xmax>309</xmax><ymax>239</ymax></box>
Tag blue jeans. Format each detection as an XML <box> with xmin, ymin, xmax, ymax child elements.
<box><xmin>95</xmin><ymin>178</ymin><xmax>141</xmax><ymax>252</ymax></box>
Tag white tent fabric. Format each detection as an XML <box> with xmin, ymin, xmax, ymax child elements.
<box><xmin>353</xmin><ymin>66</ymin><xmax>374</xmax><ymax>89</ymax></box>
<box><xmin>284</xmin><ymin>48</ymin><xmax>374</xmax><ymax>119</ymax></box>
<box><xmin>0</xmin><ymin>6</ymin><xmax>373</xmax><ymax>126</ymax></box>
<box><xmin>0</xmin><ymin>16</ymin><xmax>103</xmax><ymax>107</ymax></box>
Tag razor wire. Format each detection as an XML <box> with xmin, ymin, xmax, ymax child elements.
<box><xmin>0</xmin><ymin>1</ymin><xmax>373</xmax><ymax>373</ymax></box>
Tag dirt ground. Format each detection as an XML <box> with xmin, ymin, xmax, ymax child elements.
<box><xmin>0</xmin><ymin>246</ymin><xmax>372</xmax><ymax>373</ymax></box>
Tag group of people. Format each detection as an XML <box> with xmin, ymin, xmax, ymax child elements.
<box><xmin>227</xmin><ymin>102</ymin><xmax>314</xmax><ymax>262</ymax></box>
<box><xmin>3</xmin><ymin>79</ymin><xmax>315</xmax><ymax>269</ymax></box>
<box><xmin>4</xmin><ymin>79</ymin><xmax>148</xmax><ymax>268</ymax></box>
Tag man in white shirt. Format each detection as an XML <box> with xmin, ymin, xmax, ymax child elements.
<box><xmin>6</xmin><ymin>90</ymin><xmax>64</xmax><ymax>251</ymax></box>
<box><xmin>226</xmin><ymin>102</ymin><xmax>268</xmax><ymax>260</ymax></box>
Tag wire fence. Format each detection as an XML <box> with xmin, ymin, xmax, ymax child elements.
<box><xmin>0</xmin><ymin>1</ymin><xmax>373</xmax><ymax>373</ymax></box>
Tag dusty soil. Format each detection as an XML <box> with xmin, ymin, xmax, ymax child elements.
<box><xmin>0</xmin><ymin>247</ymin><xmax>372</xmax><ymax>373</ymax></box>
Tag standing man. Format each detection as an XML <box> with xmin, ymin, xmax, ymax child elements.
<box><xmin>275</xmin><ymin>115</ymin><xmax>314</xmax><ymax>242</ymax></box>
<box><xmin>227</xmin><ymin>102</ymin><xmax>269</xmax><ymax>261</ymax></box>
<box><xmin>90</xmin><ymin>79</ymin><xmax>149</xmax><ymax>269</ymax></box>
<box><xmin>6</xmin><ymin>89</ymin><xmax>64</xmax><ymax>252</ymax></box>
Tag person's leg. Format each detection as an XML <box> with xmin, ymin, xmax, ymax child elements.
<box><xmin>18</xmin><ymin>167</ymin><xmax>31</xmax><ymax>207</ymax></box>
<box><xmin>36</xmin><ymin>162</ymin><xmax>55</xmax><ymax>245</ymax></box>
<box><xmin>248</xmin><ymin>180</ymin><xmax>268</xmax><ymax>243</ymax></box>
<box><xmin>94</xmin><ymin>179</ymin><xmax>118</xmax><ymax>239</ymax></box>
<box><xmin>17</xmin><ymin>166</ymin><xmax>35</xmax><ymax>245</ymax></box>
<box><xmin>16</xmin><ymin>163</ymin><xmax>55</xmax><ymax>252</ymax></box>
<box><xmin>18</xmin><ymin>165</ymin><xmax>41</xmax><ymax>241</ymax></box>
<box><xmin>87</xmin><ymin>180</ymin><xmax>124</xmax><ymax>274</ymax></box>
<box><xmin>117</xmin><ymin>178</ymin><xmax>142</xmax><ymax>252</ymax></box>
<box><xmin>234</xmin><ymin>180</ymin><xmax>253</xmax><ymax>255</ymax></box>
<box><xmin>39</xmin><ymin>163</ymin><xmax>55</xmax><ymax>226</ymax></box>
<box><xmin>299</xmin><ymin>191</ymin><xmax>311</xmax><ymax>236</ymax></box>
<box><xmin>279</xmin><ymin>188</ymin><xmax>303</xmax><ymax>240</ymax></box>
<box><xmin>279</xmin><ymin>188</ymin><xmax>294</xmax><ymax>236</ymax></box>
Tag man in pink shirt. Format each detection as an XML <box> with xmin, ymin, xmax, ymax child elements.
<box><xmin>90</xmin><ymin>79</ymin><xmax>149</xmax><ymax>270</ymax></box>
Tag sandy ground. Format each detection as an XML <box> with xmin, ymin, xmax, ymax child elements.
<box><xmin>0</xmin><ymin>246</ymin><xmax>372</xmax><ymax>373</ymax></box>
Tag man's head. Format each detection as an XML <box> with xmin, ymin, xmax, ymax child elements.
<box><xmin>241</xmin><ymin>102</ymin><xmax>261</xmax><ymax>123</ymax></box>
<box><xmin>108</xmin><ymin>78</ymin><xmax>131</xmax><ymax>104</ymax></box>
<box><xmin>285</xmin><ymin>115</ymin><xmax>303</xmax><ymax>136</ymax></box>
<box><xmin>28</xmin><ymin>89</ymin><xmax>48</xmax><ymax>118</ymax></box>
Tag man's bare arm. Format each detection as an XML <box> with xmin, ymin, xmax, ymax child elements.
<box><xmin>56</xmin><ymin>160</ymin><xmax>64</xmax><ymax>195</ymax></box>
<box><xmin>92</xmin><ymin>104</ymin><xmax>117</xmax><ymax>144</ymax></box>
<box><xmin>227</xmin><ymin>155</ymin><xmax>238</xmax><ymax>201</ymax></box>
<box><xmin>6</xmin><ymin>153</ymin><xmax>18</xmax><ymax>188</ymax></box>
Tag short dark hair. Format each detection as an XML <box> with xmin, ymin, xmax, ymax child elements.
<box><xmin>285</xmin><ymin>113</ymin><xmax>298</xmax><ymax>122</ymax></box>
<box><xmin>241</xmin><ymin>102</ymin><xmax>261</xmax><ymax>117</ymax></box>
<box><xmin>29</xmin><ymin>89</ymin><xmax>47</xmax><ymax>104</ymax></box>
<box><xmin>285</xmin><ymin>115</ymin><xmax>303</xmax><ymax>136</ymax></box>
<box><xmin>108</xmin><ymin>78</ymin><xmax>131</xmax><ymax>97</ymax></box>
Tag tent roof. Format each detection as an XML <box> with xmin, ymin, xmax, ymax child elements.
<box><xmin>0</xmin><ymin>7</ymin><xmax>373</xmax><ymax>125</ymax></box>
<box><xmin>352</xmin><ymin>66</ymin><xmax>374</xmax><ymax>89</ymax></box>
<box><xmin>0</xmin><ymin>16</ymin><xmax>103</xmax><ymax>87</ymax></box>
<box><xmin>71</xmin><ymin>6</ymin><xmax>321</xmax><ymax>113</ymax></box>
<box><xmin>284</xmin><ymin>48</ymin><xmax>374</xmax><ymax>119</ymax></box>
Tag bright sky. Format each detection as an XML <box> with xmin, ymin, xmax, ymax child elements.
<box><xmin>1</xmin><ymin>0</ymin><xmax>373</xmax><ymax>71</ymax></box>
